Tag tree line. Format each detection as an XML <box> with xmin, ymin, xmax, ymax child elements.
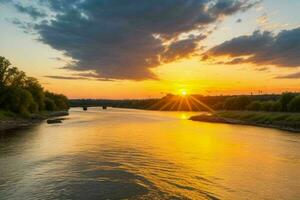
<box><xmin>221</xmin><ymin>93</ymin><xmax>300</xmax><ymax>112</ymax></box>
<box><xmin>70</xmin><ymin>93</ymin><xmax>300</xmax><ymax>113</ymax></box>
<box><xmin>0</xmin><ymin>56</ymin><xmax>69</xmax><ymax>117</ymax></box>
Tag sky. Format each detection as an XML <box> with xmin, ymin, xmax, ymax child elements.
<box><xmin>0</xmin><ymin>0</ymin><xmax>299</xmax><ymax>99</ymax></box>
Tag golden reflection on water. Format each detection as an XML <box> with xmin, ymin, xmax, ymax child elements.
<box><xmin>1</xmin><ymin>108</ymin><xmax>300</xmax><ymax>199</ymax></box>
<box><xmin>180</xmin><ymin>113</ymin><xmax>189</xmax><ymax>120</ymax></box>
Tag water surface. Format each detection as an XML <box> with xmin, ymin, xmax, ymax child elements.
<box><xmin>0</xmin><ymin>108</ymin><xmax>300</xmax><ymax>199</ymax></box>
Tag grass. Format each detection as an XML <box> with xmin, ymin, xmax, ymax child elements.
<box><xmin>0</xmin><ymin>110</ymin><xmax>69</xmax><ymax>122</ymax></box>
<box><xmin>0</xmin><ymin>110</ymin><xmax>16</xmax><ymax>120</ymax></box>
<box><xmin>216</xmin><ymin>111</ymin><xmax>300</xmax><ymax>130</ymax></box>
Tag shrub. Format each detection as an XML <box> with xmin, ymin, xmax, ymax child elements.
<box><xmin>288</xmin><ymin>95</ymin><xmax>300</xmax><ymax>112</ymax></box>
<box><xmin>280</xmin><ymin>93</ymin><xmax>296</xmax><ymax>111</ymax></box>
<box><xmin>260</xmin><ymin>101</ymin><xmax>276</xmax><ymax>111</ymax></box>
<box><xmin>3</xmin><ymin>87</ymin><xmax>34</xmax><ymax>115</ymax></box>
<box><xmin>246</xmin><ymin>101</ymin><xmax>261</xmax><ymax>111</ymax></box>
<box><xmin>270</xmin><ymin>101</ymin><xmax>282</xmax><ymax>112</ymax></box>
<box><xmin>44</xmin><ymin>97</ymin><xmax>56</xmax><ymax>111</ymax></box>
<box><xmin>224</xmin><ymin>96</ymin><xmax>250</xmax><ymax>110</ymax></box>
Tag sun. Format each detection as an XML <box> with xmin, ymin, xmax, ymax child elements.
<box><xmin>180</xmin><ymin>89</ymin><xmax>188</xmax><ymax>96</ymax></box>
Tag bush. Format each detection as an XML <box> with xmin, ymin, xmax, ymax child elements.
<box><xmin>28</xmin><ymin>101</ymin><xmax>38</xmax><ymax>113</ymax></box>
<box><xmin>224</xmin><ymin>96</ymin><xmax>250</xmax><ymax>110</ymax></box>
<box><xmin>246</xmin><ymin>101</ymin><xmax>261</xmax><ymax>111</ymax></box>
<box><xmin>288</xmin><ymin>95</ymin><xmax>300</xmax><ymax>112</ymax></box>
<box><xmin>44</xmin><ymin>97</ymin><xmax>56</xmax><ymax>111</ymax></box>
<box><xmin>280</xmin><ymin>93</ymin><xmax>296</xmax><ymax>111</ymax></box>
<box><xmin>260</xmin><ymin>101</ymin><xmax>277</xmax><ymax>112</ymax></box>
<box><xmin>24</xmin><ymin>77</ymin><xmax>45</xmax><ymax>111</ymax></box>
<box><xmin>45</xmin><ymin>92</ymin><xmax>69</xmax><ymax>111</ymax></box>
<box><xmin>213</xmin><ymin>102</ymin><xmax>224</xmax><ymax>110</ymax></box>
<box><xmin>270</xmin><ymin>101</ymin><xmax>282</xmax><ymax>112</ymax></box>
<box><xmin>3</xmin><ymin>87</ymin><xmax>34</xmax><ymax>115</ymax></box>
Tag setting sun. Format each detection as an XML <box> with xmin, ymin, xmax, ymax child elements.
<box><xmin>1</xmin><ymin>1</ymin><xmax>300</xmax><ymax>200</ymax></box>
<box><xmin>181</xmin><ymin>90</ymin><xmax>187</xmax><ymax>96</ymax></box>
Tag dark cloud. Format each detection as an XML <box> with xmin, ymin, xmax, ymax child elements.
<box><xmin>161</xmin><ymin>34</ymin><xmax>206</xmax><ymax>62</ymax></box>
<box><xmin>236</xmin><ymin>18</ymin><xmax>242</xmax><ymax>23</ymax></box>
<box><xmin>205</xmin><ymin>27</ymin><xmax>300</xmax><ymax>68</ymax></box>
<box><xmin>221</xmin><ymin>57</ymin><xmax>245</xmax><ymax>64</ymax></box>
<box><xmin>44</xmin><ymin>75</ymin><xmax>113</xmax><ymax>81</ymax></box>
<box><xmin>209</xmin><ymin>0</ymin><xmax>259</xmax><ymax>16</ymax></box>
<box><xmin>255</xmin><ymin>67</ymin><xmax>268</xmax><ymax>71</ymax></box>
<box><xmin>14</xmin><ymin>4</ymin><xmax>46</xmax><ymax>19</ymax></box>
<box><xmin>44</xmin><ymin>75</ymin><xmax>90</xmax><ymax>80</ymax></box>
<box><xmin>6</xmin><ymin>0</ymin><xmax>259</xmax><ymax>80</ymax></box>
<box><xmin>276</xmin><ymin>72</ymin><xmax>300</xmax><ymax>79</ymax></box>
<box><xmin>10</xmin><ymin>18</ymin><xmax>35</xmax><ymax>33</ymax></box>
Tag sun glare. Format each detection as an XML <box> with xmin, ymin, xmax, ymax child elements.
<box><xmin>180</xmin><ymin>90</ymin><xmax>188</xmax><ymax>96</ymax></box>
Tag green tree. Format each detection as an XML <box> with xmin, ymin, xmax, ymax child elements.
<box><xmin>260</xmin><ymin>101</ymin><xmax>275</xmax><ymax>111</ymax></box>
<box><xmin>45</xmin><ymin>91</ymin><xmax>69</xmax><ymax>111</ymax></box>
<box><xmin>288</xmin><ymin>95</ymin><xmax>300</xmax><ymax>112</ymax></box>
<box><xmin>0</xmin><ymin>56</ymin><xmax>12</xmax><ymax>89</ymax></box>
<box><xmin>0</xmin><ymin>56</ymin><xmax>69</xmax><ymax>116</ymax></box>
<box><xmin>3</xmin><ymin>87</ymin><xmax>35</xmax><ymax>115</ymax></box>
<box><xmin>0</xmin><ymin>57</ymin><xmax>26</xmax><ymax>88</ymax></box>
<box><xmin>246</xmin><ymin>101</ymin><xmax>261</xmax><ymax>111</ymax></box>
<box><xmin>24</xmin><ymin>77</ymin><xmax>45</xmax><ymax>111</ymax></box>
<box><xmin>280</xmin><ymin>93</ymin><xmax>296</xmax><ymax>111</ymax></box>
<box><xmin>44</xmin><ymin>97</ymin><xmax>56</xmax><ymax>111</ymax></box>
<box><xmin>270</xmin><ymin>101</ymin><xmax>282</xmax><ymax>112</ymax></box>
<box><xmin>224</xmin><ymin>96</ymin><xmax>250</xmax><ymax>110</ymax></box>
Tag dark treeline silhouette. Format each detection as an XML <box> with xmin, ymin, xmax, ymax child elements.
<box><xmin>0</xmin><ymin>56</ymin><xmax>69</xmax><ymax>117</ymax></box>
<box><xmin>223</xmin><ymin>93</ymin><xmax>300</xmax><ymax>112</ymax></box>
<box><xmin>70</xmin><ymin>92</ymin><xmax>300</xmax><ymax>112</ymax></box>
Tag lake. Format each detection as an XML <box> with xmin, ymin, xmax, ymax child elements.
<box><xmin>0</xmin><ymin>107</ymin><xmax>300</xmax><ymax>199</ymax></box>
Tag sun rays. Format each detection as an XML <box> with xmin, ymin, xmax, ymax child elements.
<box><xmin>149</xmin><ymin>94</ymin><xmax>215</xmax><ymax>113</ymax></box>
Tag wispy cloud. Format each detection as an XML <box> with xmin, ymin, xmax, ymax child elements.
<box><xmin>257</xmin><ymin>13</ymin><xmax>268</xmax><ymax>26</ymax></box>
<box><xmin>236</xmin><ymin>18</ymin><xmax>242</xmax><ymax>23</ymax></box>
<box><xmin>276</xmin><ymin>72</ymin><xmax>300</xmax><ymax>79</ymax></box>
<box><xmin>44</xmin><ymin>75</ymin><xmax>114</xmax><ymax>81</ymax></box>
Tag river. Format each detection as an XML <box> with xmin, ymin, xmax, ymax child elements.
<box><xmin>0</xmin><ymin>107</ymin><xmax>300</xmax><ymax>199</ymax></box>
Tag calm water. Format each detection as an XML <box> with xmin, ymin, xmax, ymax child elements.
<box><xmin>0</xmin><ymin>108</ymin><xmax>300</xmax><ymax>200</ymax></box>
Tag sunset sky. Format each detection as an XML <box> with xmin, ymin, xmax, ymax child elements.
<box><xmin>0</xmin><ymin>0</ymin><xmax>299</xmax><ymax>99</ymax></box>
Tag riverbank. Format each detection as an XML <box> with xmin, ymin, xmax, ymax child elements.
<box><xmin>190</xmin><ymin>111</ymin><xmax>300</xmax><ymax>133</ymax></box>
<box><xmin>0</xmin><ymin>110</ymin><xmax>69</xmax><ymax>131</ymax></box>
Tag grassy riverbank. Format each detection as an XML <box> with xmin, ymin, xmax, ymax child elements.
<box><xmin>190</xmin><ymin>111</ymin><xmax>300</xmax><ymax>132</ymax></box>
<box><xmin>0</xmin><ymin>110</ymin><xmax>16</xmax><ymax>120</ymax></box>
<box><xmin>0</xmin><ymin>110</ymin><xmax>69</xmax><ymax>131</ymax></box>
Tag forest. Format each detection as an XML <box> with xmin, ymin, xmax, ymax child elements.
<box><xmin>0</xmin><ymin>56</ymin><xmax>69</xmax><ymax>118</ymax></box>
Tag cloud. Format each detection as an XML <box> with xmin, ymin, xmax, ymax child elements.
<box><xmin>255</xmin><ymin>67</ymin><xmax>268</xmax><ymax>71</ymax></box>
<box><xmin>236</xmin><ymin>18</ymin><xmax>242</xmax><ymax>23</ymax></box>
<box><xmin>205</xmin><ymin>27</ymin><xmax>300</xmax><ymax>68</ymax></box>
<box><xmin>44</xmin><ymin>75</ymin><xmax>90</xmax><ymax>80</ymax></box>
<box><xmin>4</xmin><ymin>0</ymin><xmax>259</xmax><ymax>80</ymax></box>
<box><xmin>44</xmin><ymin>75</ymin><xmax>113</xmax><ymax>81</ymax></box>
<box><xmin>14</xmin><ymin>4</ymin><xmax>46</xmax><ymax>19</ymax></box>
<box><xmin>256</xmin><ymin>13</ymin><xmax>268</xmax><ymax>26</ymax></box>
<box><xmin>0</xmin><ymin>0</ymin><xmax>46</xmax><ymax>19</ymax></box>
<box><xmin>161</xmin><ymin>34</ymin><xmax>206</xmax><ymax>62</ymax></box>
<box><xmin>276</xmin><ymin>72</ymin><xmax>300</xmax><ymax>79</ymax></box>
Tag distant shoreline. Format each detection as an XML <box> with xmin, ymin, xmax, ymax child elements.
<box><xmin>190</xmin><ymin>111</ymin><xmax>300</xmax><ymax>133</ymax></box>
<box><xmin>0</xmin><ymin>111</ymin><xmax>69</xmax><ymax>132</ymax></box>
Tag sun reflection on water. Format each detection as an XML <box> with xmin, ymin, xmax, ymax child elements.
<box><xmin>1</xmin><ymin>108</ymin><xmax>299</xmax><ymax>200</ymax></box>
